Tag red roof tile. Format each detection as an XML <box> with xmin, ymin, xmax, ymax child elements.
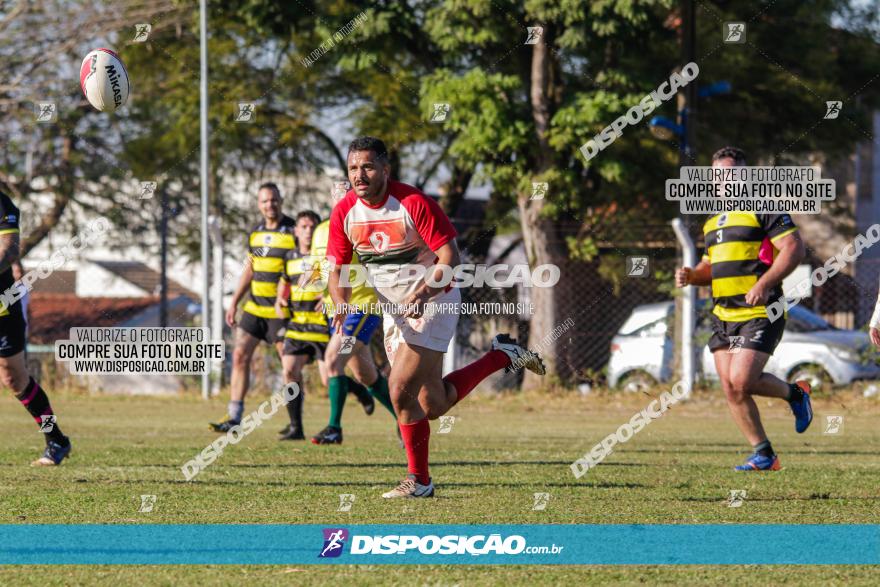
<box><xmin>26</xmin><ymin>293</ymin><xmax>160</xmax><ymax>344</ymax></box>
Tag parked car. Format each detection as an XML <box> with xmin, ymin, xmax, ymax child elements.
<box><xmin>607</xmin><ymin>302</ymin><xmax>674</xmax><ymax>392</ymax></box>
<box><xmin>607</xmin><ymin>301</ymin><xmax>880</xmax><ymax>392</ymax></box>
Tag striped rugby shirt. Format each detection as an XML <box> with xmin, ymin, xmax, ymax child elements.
<box><xmin>281</xmin><ymin>249</ymin><xmax>329</xmax><ymax>343</ymax></box>
<box><xmin>326</xmin><ymin>180</ymin><xmax>457</xmax><ymax>306</ymax></box>
<box><xmin>0</xmin><ymin>191</ymin><xmax>20</xmax><ymax>317</ymax></box>
<box><xmin>243</xmin><ymin>215</ymin><xmax>296</xmax><ymax>319</ymax></box>
<box><xmin>702</xmin><ymin>211</ymin><xmax>798</xmax><ymax>322</ymax></box>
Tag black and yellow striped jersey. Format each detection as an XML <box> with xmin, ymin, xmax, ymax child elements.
<box><xmin>702</xmin><ymin>212</ymin><xmax>798</xmax><ymax>322</ymax></box>
<box><xmin>0</xmin><ymin>191</ymin><xmax>20</xmax><ymax>318</ymax></box>
<box><xmin>243</xmin><ymin>215</ymin><xmax>296</xmax><ymax>319</ymax></box>
<box><xmin>310</xmin><ymin>219</ymin><xmax>378</xmax><ymax>312</ymax></box>
<box><xmin>281</xmin><ymin>249</ymin><xmax>329</xmax><ymax>343</ymax></box>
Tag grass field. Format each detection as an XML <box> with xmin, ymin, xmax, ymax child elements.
<box><xmin>1</xmin><ymin>385</ymin><xmax>878</xmax><ymax>585</ymax></box>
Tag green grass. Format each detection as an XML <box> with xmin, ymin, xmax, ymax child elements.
<box><xmin>1</xmin><ymin>387</ymin><xmax>878</xmax><ymax>584</ymax></box>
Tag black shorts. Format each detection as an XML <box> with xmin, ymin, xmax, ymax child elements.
<box><xmin>0</xmin><ymin>305</ymin><xmax>27</xmax><ymax>358</ymax></box>
<box><xmin>282</xmin><ymin>338</ymin><xmax>327</xmax><ymax>362</ymax></box>
<box><xmin>708</xmin><ymin>314</ymin><xmax>785</xmax><ymax>355</ymax></box>
<box><xmin>238</xmin><ymin>311</ymin><xmax>287</xmax><ymax>344</ymax></box>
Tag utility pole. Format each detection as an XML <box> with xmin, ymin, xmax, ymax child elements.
<box><xmin>677</xmin><ymin>0</ymin><xmax>697</xmax><ymax>395</ymax></box>
<box><xmin>159</xmin><ymin>186</ymin><xmax>168</xmax><ymax>328</ymax></box>
<box><xmin>199</xmin><ymin>0</ymin><xmax>210</xmax><ymax>400</ymax></box>
<box><xmin>680</xmin><ymin>0</ymin><xmax>697</xmax><ymax>167</ymax></box>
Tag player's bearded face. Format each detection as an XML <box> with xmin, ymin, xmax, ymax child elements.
<box><xmin>258</xmin><ymin>189</ymin><xmax>281</xmax><ymax>220</ymax></box>
<box><xmin>347</xmin><ymin>150</ymin><xmax>387</xmax><ymax>200</ymax></box>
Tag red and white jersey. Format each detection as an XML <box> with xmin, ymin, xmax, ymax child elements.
<box><xmin>327</xmin><ymin>180</ymin><xmax>457</xmax><ymax>305</ymax></box>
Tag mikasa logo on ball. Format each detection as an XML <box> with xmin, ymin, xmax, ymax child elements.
<box><xmin>105</xmin><ymin>64</ymin><xmax>123</xmax><ymax>107</ymax></box>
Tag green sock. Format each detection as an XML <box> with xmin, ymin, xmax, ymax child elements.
<box><xmin>368</xmin><ymin>374</ymin><xmax>396</xmax><ymax>418</ymax></box>
<box><xmin>328</xmin><ymin>376</ymin><xmax>348</xmax><ymax>429</ymax></box>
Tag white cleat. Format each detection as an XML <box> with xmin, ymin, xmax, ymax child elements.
<box><xmin>492</xmin><ymin>334</ymin><xmax>546</xmax><ymax>375</ymax></box>
<box><xmin>382</xmin><ymin>474</ymin><xmax>435</xmax><ymax>498</ymax></box>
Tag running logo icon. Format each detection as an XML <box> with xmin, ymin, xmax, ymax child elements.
<box><xmin>35</xmin><ymin>102</ymin><xmax>57</xmax><ymax>123</ymax></box>
<box><xmin>133</xmin><ymin>24</ymin><xmax>151</xmax><ymax>42</ymax></box>
<box><xmin>530</xmin><ymin>182</ymin><xmax>548</xmax><ymax>200</ymax></box>
<box><xmin>235</xmin><ymin>102</ymin><xmax>256</xmax><ymax>123</ymax></box>
<box><xmin>525</xmin><ymin>26</ymin><xmax>543</xmax><ymax>45</ymax></box>
<box><xmin>338</xmin><ymin>494</ymin><xmax>356</xmax><ymax>512</ymax></box>
<box><xmin>39</xmin><ymin>415</ymin><xmax>56</xmax><ymax>433</ymax></box>
<box><xmin>728</xmin><ymin>335</ymin><xmax>745</xmax><ymax>354</ymax></box>
<box><xmin>339</xmin><ymin>336</ymin><xmax>356</xmax><ymax>355</ymax></box>
<box><xmin>332</xmin><ymin>181</ymin><xmax>350</xmax><ymax>200</ymax></box>
<box><xmin>532</xmin><ymin>492</ymin><xmax>550</xmax><ymax>511</ymax></box>
<box><xmin>139</xmin><ymin>181</ymin><xmax>157</xmax><ymax>200</ymax></box>
<box><xmin>139</xmin><ymin>495</ymin><xmax>157</xmax><ymax>513</ymax></box>
<box><xmin>430</xmin><ymin>103</ymin><xmax>450</xmax><ymax>123</ymax></box>
<box><xmin>727</xmin><ymin>489</ymin><xmax>747</xmax><ymax>508</ymax></box>
<box><xmin>824</xmin><ymin>101</ymin><xmax>842</xmax><ymax>119</ymax></box>
<box><xmin>319</xmin><ymin>528</ymin><xmax>349</xmax><ymax>558</ymax></box>
<box><xmin>626</xmin><ymin>256</ymin><xmax>649</xmax><ymax>278</ymax></box>
<box><xmin>437</xmin><ymin>415</ymin><xmax>456</xmax><ymax>434</ymax></box>
<box><xmin>823</xmin><ymin>415</ymin><xmax>844</xmax><ymax>435</ymax></box>
<box><xmin>724</xmin><ymin>22</ymin><xmax>746</xmax><ymax>43</ymax></box>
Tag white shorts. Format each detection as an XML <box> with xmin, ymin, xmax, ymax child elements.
<box><xmin>383</xmin><ymin>287</ymin><xmax>461</xmax><ymax>366</ymax></box>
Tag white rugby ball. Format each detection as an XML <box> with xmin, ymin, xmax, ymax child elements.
<box><xmin>80</xmin><ymin>48</ymin><xmax>130</xmax><ymax>112</ymax></box>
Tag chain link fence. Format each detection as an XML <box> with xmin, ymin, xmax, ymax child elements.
<box><xmin>453</xmin><ymin>224</ymin><xmax>680</xmax><ymax>389</ymax></box>
<box><xmin>453</xmin><ymin>222</ymin><xmax>880</xmax><ymax>390</ymax></box>
<box><xmin>21</xmin><ymin>222</ymin><xmax>880</xmax><ymax>394</ymax></box>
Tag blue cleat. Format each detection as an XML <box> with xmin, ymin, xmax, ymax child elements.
<box><xmin>734</xmin><ymin>452</ymin><xmax>781</xmax><ymax>471</ymax></box>
<box><xmin>31</xmin><ymin>438</ymin><xmax>72</xmax><ymax>466</ymax></box>
<box><xmin>789</xmin><ymin>380</ymin><xmax>813</xmax><ymax>433</ymax></box>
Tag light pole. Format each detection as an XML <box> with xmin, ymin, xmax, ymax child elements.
<box><xmin>199</xmin><ymin>0</ymin><xmax>210</xmax><ymax>400</ymax></box>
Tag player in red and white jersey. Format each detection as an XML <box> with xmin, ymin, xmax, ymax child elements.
<box><xmin>327</xmin><ymin>137</ymin><xmax>546</xmax><ymax>498</ymax></box>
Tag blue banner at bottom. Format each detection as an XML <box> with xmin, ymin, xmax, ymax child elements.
<box><xmin>0</xmin><ymin>524</ymin><xmax>877</xmax><ymax>565</ymax></box>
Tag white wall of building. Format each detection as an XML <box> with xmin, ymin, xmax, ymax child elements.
<box><xmin>74</xmin><ymin>262</ymin><xmax>149</xmax><ymax>298</ymax></box>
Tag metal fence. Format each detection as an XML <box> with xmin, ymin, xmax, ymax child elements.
<box><xmin>24</xmin><ymin>222</ymin><xmax>880</xmax><ymax>394</ymax></box>
<box><xmin>453</xmin><ymin>222</ymin><xmax>880</xmax><ymax>390</ymax></box>
<box><xmin>452</xmin><ymin>224</ymin><xmax>680</xmax><ymax>389</ymax></box>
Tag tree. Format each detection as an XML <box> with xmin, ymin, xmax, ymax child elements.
<box><xmin>228</xmin><ymin>0</ymin><xmax>880</xmax><ymax>387</ymax></box>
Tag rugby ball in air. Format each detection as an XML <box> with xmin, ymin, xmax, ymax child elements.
<box><xmin>80</xmin><ymin>49</ymin><xmax>130</xmax><ymax>112</ymax></box>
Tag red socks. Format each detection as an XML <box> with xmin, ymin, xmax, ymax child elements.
<box><xmin>399</xmin><ymin>419</ymin><xmax>431</xmax><ymax>485</ymax></box>
<box><xmin>398</xmin><ymin>350</ymin><xmax>512</xmax><ymax>486</ymax></box>
<box><xmin>443</xmin><ymin>349</ymin><xmax>510</xmax><ymax>403</ymax></box>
